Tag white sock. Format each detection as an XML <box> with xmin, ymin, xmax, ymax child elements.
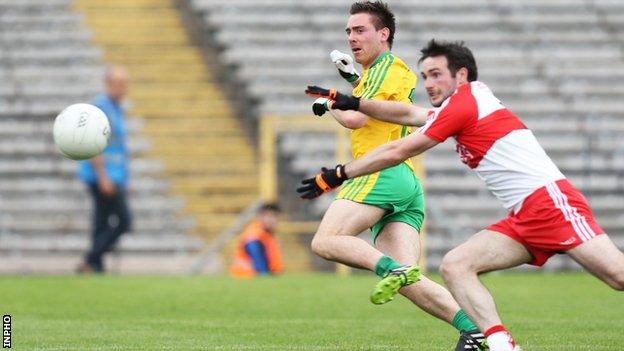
<box><xmin>486</xmin><ymin>330</ymin><xmax>517</xmax><ymax>351</ymax></box>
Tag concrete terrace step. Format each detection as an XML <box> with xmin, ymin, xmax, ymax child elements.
<box><xmin>129</xmin><ymin>88</ymin><xmax>223</xmax><ymax>100</ymax></box>
<box><xmin>3</xmin><ymin>214</ymin><xmax>193</xmax><ymax>234</ymax></box>
<box><xmin>184</xmin><ymin>195</ymin><xmax>257</xmax><ymax>213</ymax></box>
<box><xmin>104</xmin><ymin>50</ymin><xmax>202</xmax><ymax>63</ymax></box>
<box><xmin>113</xmin><ymin>70</ymin><xmax>211</xmax><ymax>83</ymax></box>
<box><xmin>0</xmin><ymin>253</ymin><xmax>202</xmax><ymax>275</ymax></box>
<box><xmin>136</xmin><ymin>109</ymin><xmax>233</xmax><ymax>119</ymax></box>
<box><xmin>193</xmin><ymin>214</ymin><xmax>241</xmax><ymax>234</ymax></box>
<box><xmin>0</xmin><ymin>178</ymin><xmax>170</xmax><ymax>195</ymax></box>
<box><xmin>0</xmin><ymin>233</ymin><xmax>203</xmax><ymax>253</ymax></box>
<box><xmin>0</xmin><ymin>158</ymin><xmax>163</xmax><ymax>176</ymax></box>
<box><xmin>0</xmin><ymin>197</ymin><xmax>183</xmax><ymax>214</ymax></box>
<box><xmin>150</xmin><ymin>134</ymin><xmax>252</xmax><ymax>149</ymax></box>
<box><xmin>161</xmin><ymin>159</ymin><xmax>257</xmax><ymax>175</ymax></box>
<box><xmin>76</xmin><ymin>0</ymin><xmax>172</xmax><ymax>7</ymax></box>
<box><xmin>171</xmin><ymin>176</ymin><xmax>258</xmax><ymax>193</ymax></box>
<box><xmin>149</xmin><ymin>142</ymin><xmax>253</xmax><ymax>156</ymax></box>
<box><xmin>78</xmin><ymin>6</ymin><xmax>180</xmax><ymax>15</ymax></box>
<box><xmin>0</xmin><ymin>139</ymin><xmax>150</xmax><ymax>156</ymax></box>
<box><xmin>135</xmin><ymin>105</ymin><xmax>233</xmax><ymax>118</ymax></box>
<box><xmin>143</xmin><ymin>118</ymin><xmax>249</xmax><ymax>133</ymax></box>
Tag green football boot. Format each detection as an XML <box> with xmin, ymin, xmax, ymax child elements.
<box><xmin>370</xmin><ymin>265</ymin><xmax>421</xmax><ymax>305</ymax></box>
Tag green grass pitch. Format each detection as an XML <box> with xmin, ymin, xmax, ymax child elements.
<box><xmin>1</xmin><ymin>272</ymin><xmax>622</xmax><ymax>350</ymax></box>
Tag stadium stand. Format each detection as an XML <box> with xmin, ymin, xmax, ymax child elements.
<box><xmin>190</xmin><ymin>0</ymin><xmax>624</xmax><ymax>270</ymax></box>
<box><xmin>3</xmin><ymin>0</ymin><xmax>621</xmax><ymax>274</ymax></box>
<box><xmin>0</xmin><ymin>0</ymin><xmax>203</xmax><ymax>273</ymax></box>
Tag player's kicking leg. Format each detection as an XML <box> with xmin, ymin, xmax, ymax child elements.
<box><xmin>370</xmin><ymin>264</ymin><xmax>421</xmax><ymax>304</ymax></box>
<box><xmin>440</xmin><ymin>230</ymin><xmax>532</xmax><ymax>351</ymax></box>
<box><xmin>310</xmin><ymin>199</ymin><xmax>404</xmax><ymax>273</ymax></box>
<box><xmin>370</xmin><ymin>222</ymin><xmax>425</xmax><ymax>305</ymax></box>
<box><xmin>375</xmin><ymin>222</ymin><xmax>485</xmax><ymax>350</ymax></box>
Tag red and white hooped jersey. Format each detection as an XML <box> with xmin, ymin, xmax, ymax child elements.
<box><xmin>419</xmin><ymin>81</ymin><xmax>565</xmax><ymax>212</ymax></box>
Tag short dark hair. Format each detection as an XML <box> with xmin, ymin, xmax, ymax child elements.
<box><xmin>418</xmin><ymin>39</ymin><xmax>478</xmax><ymax>82</ymax></box>
<box><xmin>259</xmin><ymin>202</ymin><xmax>281</xmax><ymax>213</ymax></box>
<box><xmin>350</xmin><ymin>1</ymin><xmax>395</xmax><ymax>49</ymax></box>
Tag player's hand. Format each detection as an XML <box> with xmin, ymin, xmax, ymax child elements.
<box><xmin>312</xmin><ymin>97</ymin><xmax>332</xmax><ymax>116</ymax></box>
<box><xmin>330</xmin><ymin>50</ymin><xmax>360</xmax><ymax>84</ymax></box>
<box><xmin>297</xmin><ymin>165</ymin><xmax>348</xmax><ymax>199</ymax></box>
<box><xmin>305</xmin><ymin>86</ymin><xmax>360</xmax><ymax>111</ymax></box>
<box><xmin>98</xmin><ymin>177</ymin><xmax>117</xmax><ymax>197</ymax></box>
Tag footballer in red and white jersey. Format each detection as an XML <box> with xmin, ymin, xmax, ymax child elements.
<box><xmin>419</xmin><ymin>81</ymin><xmax>604</xmax><ymax>265</ymax></box>
<box><xmin>419</xmin><ymin>81</ymin><xmax>564</xmax><ymax>212</ymax></box>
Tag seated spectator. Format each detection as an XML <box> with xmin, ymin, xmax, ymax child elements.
<box><xmin>230</xmin><ymin>203</ymin><xmax>283</xmax><ymax>277</ymax></box>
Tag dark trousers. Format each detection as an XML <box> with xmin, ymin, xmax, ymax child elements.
<box><xmin>85</xmin><ymin>184</ymin><xmax>132</xmax><ymax>272</ymax></box>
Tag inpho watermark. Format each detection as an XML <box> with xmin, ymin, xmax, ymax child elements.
<box><xmin>3</xmin><ymin>315</ymin><xmax>10</xmax><ymax>348</ymax></box>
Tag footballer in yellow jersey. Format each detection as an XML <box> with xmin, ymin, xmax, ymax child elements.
<box><xmin>299</xmin><ymin>3</ymin><xmax>480</xmax><ymax>347</ymax></box>
<box><xmin>336</xmin><ymin>50</ymin><xmax>423</xmax><ymax>241</ymax></box>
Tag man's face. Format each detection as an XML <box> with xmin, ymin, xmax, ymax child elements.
<box><xmin>106</xmin><ymin>68</ymin><xmax>129</xmax><ymax>101</ymax></box>
<box><xmin>420</xmin><ymin>56</ymin><xmax>459</xmax><ymax>107</ymax></box>
<box><xmin>346</xmin><ymin>13</ymin><xmax>387</xmax><ymax>68</ymax></box>
<box><xmin>258</xmin><ymin>210</ymin><xmax>279</xmax><ymax>232</ymax></box>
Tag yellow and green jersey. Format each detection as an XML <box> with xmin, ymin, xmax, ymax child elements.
<box><xmin>335</xmin><ymin>51</ymin><xmax>424</xmax><ymax>238</ymax></box>
<box><xmin>350</xmin><ymin>51</ymin><xmax>417</xmax><ymax>169</ymax></box>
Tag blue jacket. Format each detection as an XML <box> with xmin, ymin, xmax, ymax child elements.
<box><xmin>78</xmin><ymin>93</ymin><xmax>130</xmax><ymax>186</ymax></box>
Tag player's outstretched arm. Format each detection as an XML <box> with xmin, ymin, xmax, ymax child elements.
<box><xmin>344</xmin><ymin>132</ymin><xmax>438</xmax><ymax>179</ymax></box>
<box><xmin>327</xmin><ymin>109</ymin><xmax>369</xmax><ymax>129</ymax></box>
<box><xmin>305</xmin><ymin>86</ymin><xmax>429</xmax><ymax>127</ymax></box>
<box><xmin>358</xmin><ymin>99</ymin><xmax>429</xmax><ymax>127</ymax></box>
<box><xmin>297</xmin><ymin>133</ymin><xmax>438</xmax><ymax>199</ymax></box>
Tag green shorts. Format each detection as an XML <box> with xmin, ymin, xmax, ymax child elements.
<box><xmin>336</xmin><ymin>162</ymin><xmax>425</xmax><ymax>242</ymax></box>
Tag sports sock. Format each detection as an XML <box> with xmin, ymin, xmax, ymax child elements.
<box><xmin>484</xmin><ymin>325</ymin><xmax>516</xmax><ymax>351</ymax></box>
<box><xmin>374</xmin><ymin>255</ymin><xmax>402</xmax><ymax>277</ymax></box>
<box><xmin>451</xmin><ymin>309</ymin><xmax>478</xmax><ymax>332</ymax></box>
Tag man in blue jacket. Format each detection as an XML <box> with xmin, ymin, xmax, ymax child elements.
<box><xmin>77</xmin><ymin>66</ymin><xmax>132</xmax><ymax>273</ymax></box>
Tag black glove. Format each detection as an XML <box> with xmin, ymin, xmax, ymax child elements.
<box><xmin>305</xmin><ymin>86</ymin><xmax>360</xmax><ymax>111</ymax></box>
<box><xmin>297</xmin><ymin>165</ymin><xmax>348</xmax><ymax>199</ymax></box>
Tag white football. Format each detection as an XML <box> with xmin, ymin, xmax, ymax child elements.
<box><xmin>53</xmin><ymin>103</ymin><xmax>111</xmax><ymax>160</ymax></box>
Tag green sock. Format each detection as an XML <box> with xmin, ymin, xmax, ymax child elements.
<box><xmin>452</xmin><ymin>309</ymin><xmax>478</xmax><ymax>332</ymax></box>
<box><xmin>374</xmin><ymin>256</ymin><xmax>402</xmax><ymax>278</ymax></box>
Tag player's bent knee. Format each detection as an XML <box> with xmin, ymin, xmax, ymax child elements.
<box><xmin>439</xmin><ymin>251</ymin><xmax>469</xmax><ymax>282</ymax></box>
<box><xmin>310</xmin><ymin>236</ymin><xmax>323</xmax><ymax>255</ymax></box>
<box><xmin>310</xmin><ymin>235</ymin><xmax>331</xmax><ymax>260</ymax></box>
